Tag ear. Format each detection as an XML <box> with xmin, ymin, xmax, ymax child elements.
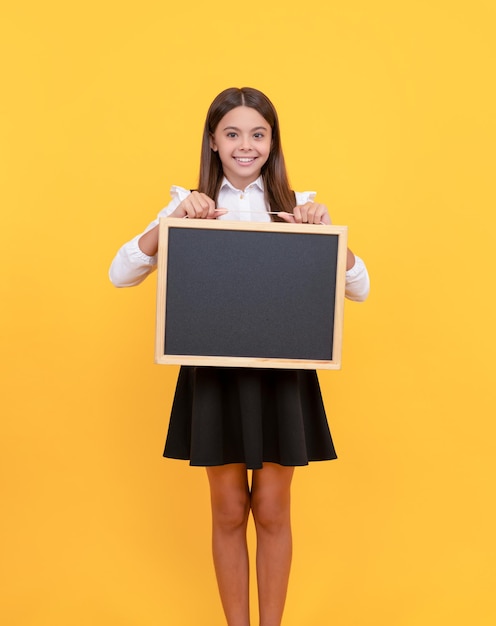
<box><xmin>209</xmin><ymin>134</ymin><xmax>218</xmax><ymax>152</ymax></box>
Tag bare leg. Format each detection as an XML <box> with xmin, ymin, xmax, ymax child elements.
<box><xmin>206</xmin><ymin>464</ymin><xmax>251</xmax><ymax>626</ymax></box>
<box><xmin>251</xmin><ymin>463</ymin><xmax>294</xmax><ymax>626</ymax></box>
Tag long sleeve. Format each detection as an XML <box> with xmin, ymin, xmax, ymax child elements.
<box><xmin>345</xmin><ymin>255</ymin><xmax>370</xmax><ymax>302</ymax></box>
<box><xmin>109</xmin><ymin>183</ymin><xmax>370</xmax><ymax>300</ymax></box>
<box><xmin>297</xmin><ymin>191</ymin><xmax>370</xmax><ymax>302</ymax></box>
<box><xmin>108</xmin><ymin>234</ymin><xmax>159</xmax><ymax>287</ymax></box>
<box><xmin>109</xmin><ymin>186</ymin><xmax>191</xmax><ymax>287</ymax></box>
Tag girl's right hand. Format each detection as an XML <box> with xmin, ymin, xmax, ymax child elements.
<box><xmin>170</xmin><ymin>191</ymin><xmax>227</xmax><ymax>219</ymax></box>
<box><xmin>138</xmin><ymin>193</ymin><xmax>227</xmax><ymax>257</ymax></box>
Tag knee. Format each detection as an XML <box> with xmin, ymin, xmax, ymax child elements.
<box><xmin>212</xmin><ymin>492</ymin><xmax>250</xmax><ymax>532</ymax></box>
<box><xmin>251</xmin><ymin>496</ymin><xmax>290</xmax><ymax>535</ymax></box>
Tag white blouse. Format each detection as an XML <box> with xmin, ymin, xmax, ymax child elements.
<box><xmin>109</xmin><ymin>179</ymin><xmax>370</xmax><ymax>301</ymax></box>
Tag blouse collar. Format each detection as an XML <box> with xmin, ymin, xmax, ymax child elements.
<box><xmin>220</xmin><ymin>176</ymin><xmax>264</xmax><ymax>193</ymax></box>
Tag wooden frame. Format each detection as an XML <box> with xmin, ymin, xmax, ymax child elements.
<box><xmin>155</xmin><ymin>218</ymin><xmax>348</xmax><ymax>369</ymax></box>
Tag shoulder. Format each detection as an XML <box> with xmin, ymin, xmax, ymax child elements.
<box><xmin>157</xmin><ymin>185</ymin><xmax>192</xmax><ymax>218</ymax></box>
<box><xmin>169</xmin><ymin>185</ymin><xmax>192</xmax><ymax>201</ymax></box>
<box><xmin>294</xmin><ymin>190</ymin><xmax>317</xmax><ymax>205</ymax></box>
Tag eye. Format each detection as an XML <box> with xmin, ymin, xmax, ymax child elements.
<box><xmin>254</xmin><ymin>133</ymin><xmax>264</xmax><ymax>139</ymax></box>
<box><xmin>227</xmin><ymin>132</ymin><xmax>237</xmax><ymax>138</ymax></box>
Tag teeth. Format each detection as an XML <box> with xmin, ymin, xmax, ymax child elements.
<box><xmin>236</xmin><ymin>158</ymin><xmax>254</xmax><ymax>162</ymax></box>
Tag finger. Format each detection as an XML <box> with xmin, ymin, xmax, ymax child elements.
<box><xmin>277</xmin><ymin>211</ymin><xmax>296</xmax><ymax>223</ymax></box>
<box><xmin>299</xmin><ymin>202</ymin><xmax>331</xmax><ymax>224</ymax></box>
<box><xmin>211</xmin><ymin>208</ymin><xmax>229</xmax><ymax>220</ymax></box>
<box><xmin>312</xmin><ymin>203</ymin><xmax>331</xmax><ymax>225</ymax></box>
<box><xmin>200</xmin><ymin>193</ymin><xmax>216</xmax><ymax>218</ymax></box>
<box><xmin>296</xmin><ymin>202</ymin><xmax>317</xmax><ymax>223</ymax></box>
<box><xmin>306</xmin><ymin>202</ymin><xmax>320</xmax><ymax>224</ymax></box>
<box><xmin>319</xmin><ymin>211</ymin><xmax>331</xmax><ymax>225</ymax></box>
<box><xmin>183</xmin><ymin>201</ymin><xmax>201</xmax><ymax>219</ymax></box>
<box><xmin>292</xmin><ymin>205</ymin><xmax>303</xmax><ymax>223</ymax></box>
<box><xmin>189</xmin><ymin>194</ymin><xmax>211</xmax><ymax>218</ymax></box>
<box><xmin>204</xmin><ymin>202</ymin><xmax>218</xmax><ymax>219</ymax></box>
<box><xmin>188</xmin><ymin>192</ymin><xmax>215</xmax><ymax>218</ymax></box>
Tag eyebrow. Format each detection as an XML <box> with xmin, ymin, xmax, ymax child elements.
<box><xmin>222</xmin><ymin>125</ymin><xmax>269</xmax><ymax>132</ymax></box>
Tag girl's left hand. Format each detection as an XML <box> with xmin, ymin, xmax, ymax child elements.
<box><xmin>278</xmin><ymin>202</ymin><xmax>331</xmax><ymax>225</ymax></box>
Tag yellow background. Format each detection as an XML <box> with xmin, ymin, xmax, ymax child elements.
<box><xmin>1</xmin><ymin>1</ymin><xmax>495</xmax><ymax>624</ymax></box>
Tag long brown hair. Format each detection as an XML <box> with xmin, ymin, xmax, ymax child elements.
<box><xmin>198</xmin><ymin>87</ymin><xmax>295</xmax><ymax>219</ymax></box>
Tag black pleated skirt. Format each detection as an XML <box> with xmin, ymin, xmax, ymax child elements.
<box><xmin>163</xmin><ymin>366</ymin><xmax>337</xmax><ymax>470</ymax></box>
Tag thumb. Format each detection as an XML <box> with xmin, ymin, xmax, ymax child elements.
<box><xmin>277</xmin><ymin>211</ymin><xmax>295</xmax><ymax>223</ymax></box>
<box><xmin>211</xmin><ymin>208</ymin><xmax>229</xmax><ymax>219</ymax></box>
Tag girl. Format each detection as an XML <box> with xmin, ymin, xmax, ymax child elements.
<box><xmin>109</xmin><ymin>87</ymin><xmax>369</xmax><ymax>626</ymax></box>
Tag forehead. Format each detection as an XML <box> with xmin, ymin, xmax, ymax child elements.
<box><xmin>216</xmin><ymin>106</ymin><xmax>270</xmax><ymax>130</ymax></box>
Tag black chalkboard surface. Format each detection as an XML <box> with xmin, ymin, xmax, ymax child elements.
<box><xmin>155</xmin><ymin>218</ymin><xmax>348</xmax><ymax>369</ymax></box>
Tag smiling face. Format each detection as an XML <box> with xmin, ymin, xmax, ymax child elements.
<box><xmin>209</xmin><ymin>106</ymin><xmax>272</xmax><ymax>190</ymax></box>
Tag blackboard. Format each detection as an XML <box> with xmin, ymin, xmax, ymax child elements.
<box><xmin>155</xmin><ymin>218</ymin><xmax>348</xmax><ymax>369</ymax></box>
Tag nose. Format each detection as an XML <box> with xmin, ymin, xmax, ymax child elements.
<box><xmin>239</xmin><ymin>134</ymin><xmax>252</xmax><ymax>150</ymax></box>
